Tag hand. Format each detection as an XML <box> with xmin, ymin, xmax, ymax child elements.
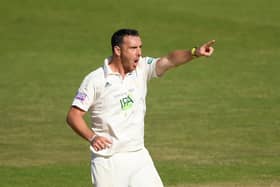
<box><xmin>91</xmin><ymin>136</ymin><xmax>112</xmax><ymax>151</ymax></box>
<box><xmin>196</xmin><ymin>40</ymin><xmax>215</xmax><ymax>57</ymax></box>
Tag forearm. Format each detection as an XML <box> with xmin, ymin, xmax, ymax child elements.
<box><xmin>156</xmin><ymin>49</ymin><xmax>195</xmax><ymax>76</ymax></box>
<box><xmin>66</xmin><ymin>108</ymin><xmax>95</xmax><ymax>142</ymax></box>
<box><xmin>66</xmin><ymin>107</ymin><xmax>112</xmax><ymax>151</ymax></box>
<box><xmin>156</xmin><ymin>40</ymin><xmax>215</xmax><ymax>76</ymax></box>
<box><xmin>167</xmin><ymin>49</ymin><xmax>194</xmax><ymax>67</ymax></box>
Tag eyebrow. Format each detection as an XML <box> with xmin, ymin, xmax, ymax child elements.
<box><xmin>130</xmin><ymin>45</ymin><xmax>142</xmax><ymax>49</ymax></box>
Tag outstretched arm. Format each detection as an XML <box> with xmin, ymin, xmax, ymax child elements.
<box><xmin>156</xmin><ymin>40</ymin><xmax>215</xmax><ymax>76</ymax></box>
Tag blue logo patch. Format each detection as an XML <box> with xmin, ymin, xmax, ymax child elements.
<box><xmin>147</xmin><ymin>58</ymin><xmax>154</xmax><ymax>64</ymax></box>
<box><xmin>75</xmin><ymin>92</ymin><xmax>87</xmax><ymax>101</ymax></box>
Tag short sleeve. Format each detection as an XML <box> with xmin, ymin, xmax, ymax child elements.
<box><xmin>139</xmin><ymin>56</ymin><xmax>159</xmax><ymax>81</ymax></box>
<box><xmin>72</xmin><ymin>73</ymin><xmax>96</xmax><ymax>112</ymax></box>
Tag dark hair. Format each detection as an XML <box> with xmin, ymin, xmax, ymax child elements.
<box><xmin>111</xmin><ymin>29</ymin><xmax>139</xmax><ymax>52</ymax></box>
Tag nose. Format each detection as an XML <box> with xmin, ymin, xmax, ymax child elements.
<box><xmin>137</xmin><ymin>47</ymin><xmax>142</xmax><ymax>57</ymax></box>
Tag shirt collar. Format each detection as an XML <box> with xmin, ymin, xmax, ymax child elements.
<box><xmin>103</xmin><ymin>56</ymin><xmax>117</xmax><ymax>76</ymax></box>
<box><xmin>103</xmin><ymin>56</ymin><xmax>137</xmax><ymax>77</ymax></box>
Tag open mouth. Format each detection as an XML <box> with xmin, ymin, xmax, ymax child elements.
<box><xmin>135</xmin><ymin>58</ymin><xmax>140</xmax><ymax>63</ymax></box>
<box><xmin>134</xmin><ymin>59</ymin><xmax>139</xmax><ymax>65</ymax></box>
<box><xmin>132</xmin><ymin>60</ymin><xmax>138</xmax><ymax>69</ymax></box>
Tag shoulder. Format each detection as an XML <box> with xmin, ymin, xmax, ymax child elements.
<box><xmin>137</xmin><ymin>56</ymin><xmax>159</xmax><ymax>70</ymax></box>
<box><xmin>79</xmin><ymin>67</ymin><xmax>105</xmax><ymax>89</ymax></box>
<box><xmin>139</xmin><ymin>56</ymin><xmax>159</xmax><ymax>65</ymax></box>
<box><xmin>83</xmin><ymin>67</ymin><xmax>105</xmax><ymax>81</ymax></box>
<box><xmin>136</xmin><ymin>56</ymin><xmax>160</xmax><ymax>80</ymax></box>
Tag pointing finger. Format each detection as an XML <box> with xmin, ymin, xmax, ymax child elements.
<box><xmin>205</xmin><ymin>40</ymin><xmax>216</xmax><ymax>47</ymax></box>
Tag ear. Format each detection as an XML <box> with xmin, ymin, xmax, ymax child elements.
<box><xmin>113</xmin><ymin>46</ymin><xmax>121</xmax><ymax>57</ymax></box>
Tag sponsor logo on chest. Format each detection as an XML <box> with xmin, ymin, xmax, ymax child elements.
<box><xmin>120</xmin><ymin>95</ymin><xmax>134</xmax><ymax>110</ymax></box>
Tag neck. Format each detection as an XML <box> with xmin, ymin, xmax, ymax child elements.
<box><xmin>109</xmin><ymin>56</ymin><xmax>126</xmax><ymax>78</ymax></box>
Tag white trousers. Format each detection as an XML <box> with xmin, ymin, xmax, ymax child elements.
<box><xmin>91</xmin><ymin>148</ymin><xmax>164</xmax><ymax>187</ymax></box>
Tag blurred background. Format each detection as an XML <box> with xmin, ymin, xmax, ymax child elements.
<box><xmin>0</xmin><ymin>0</ymin><xmax>279</xmax><ymax>186</ymax></box>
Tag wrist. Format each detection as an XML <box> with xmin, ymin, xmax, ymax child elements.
<box><xmin>88</xmin><ymin>134</ymin><xmax>97</xmax><ymax>144</ymax></box>
<box><xmin>191</xmin><ymin>47</ymin><xmax>199</xmax><ymax>58</ymax></box>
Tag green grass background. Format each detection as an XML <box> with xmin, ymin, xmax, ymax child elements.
<box><xmin>0</xmin><ymin>0</ymin><xmax>280</xmax><ymax>186</ymax></box>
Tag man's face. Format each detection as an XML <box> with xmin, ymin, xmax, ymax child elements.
<box><xmin>119</xmin><ymin>35</ymin><xmax>142</xmax><ymax>73</ymax></box>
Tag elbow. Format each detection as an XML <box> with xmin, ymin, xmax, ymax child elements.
<box><xmin>66</xmin><ymin>110</ymin><xmax>73</xmax><ymax>127</ymax></box>
<box><xmin>66</xmin><ymin>115</ymin><xmax>70</xmax><ymax>125</ymax></box>
<box><xmin>66</xmin><ymin>106</ymin><xmax>85</xmax><ymax>127</ymax></box>
<box><xmin>66</xmin><ymin>114</ymin><xmax>76</xmax><ymax>130</ymax></box>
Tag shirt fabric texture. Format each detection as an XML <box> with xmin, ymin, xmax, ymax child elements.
<box><xmin>72</xmin><ymin>56</ymin><xmax>158</xmax><ymax>156</ymax></box>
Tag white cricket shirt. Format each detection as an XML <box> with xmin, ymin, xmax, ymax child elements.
<box><xmin>72</xmin><ymin>56</ymin><xmax>159</xmax><ymax>156</ymax></box>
